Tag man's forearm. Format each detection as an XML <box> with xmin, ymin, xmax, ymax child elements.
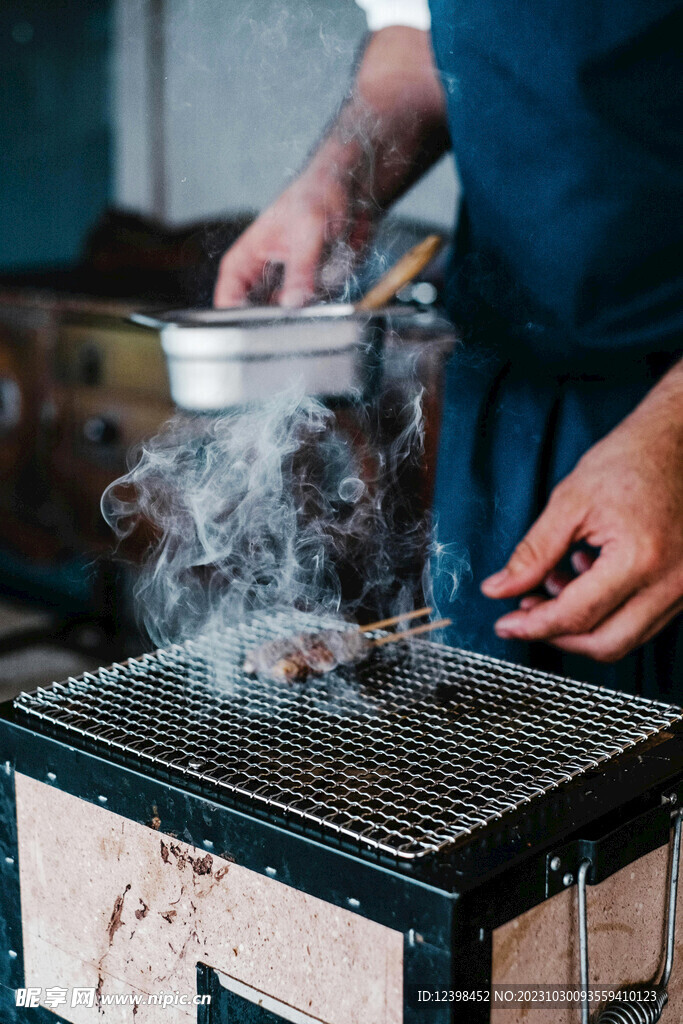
<box><xmin>303</xmin><ymin>27</ymin><xmax>450</xmax><ymax>216</ymax></box>
<box><xmin>214</xmin><ymin>27</ymin><xmax>449</xmax><ymax>306</ymax></box>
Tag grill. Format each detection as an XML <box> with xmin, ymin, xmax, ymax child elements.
<box><xmin>14</xmin><ymin>610</ymin><xmax>682</xmax><ymax>862</ymax></box>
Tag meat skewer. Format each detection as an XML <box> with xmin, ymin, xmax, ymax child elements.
<box><xmin>358</xmin><ymin>606</ymin><xmax>433</xmax><ymax>631</ymax></box>
<box><xmin>373</xmin><ymin>617</ymin><xmax>452</xmax><ymax>646</ymax></box>
<box><xmin>243</xmin><ymin>612</ymin><xmax>451</xmax><ymax>683</ymax></box>
<box><xmin>243</xmin><ymin>608</ymin><xmax>431</xmax><ymax>681</ymax></box>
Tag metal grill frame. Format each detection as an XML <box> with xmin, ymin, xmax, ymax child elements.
<box><xmin>13</xmin><ymin>612</ymin><xmax>683</xmax><ymax>867</ymax></box>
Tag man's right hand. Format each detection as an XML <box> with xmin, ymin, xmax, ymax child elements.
<box><xmin>213</xmin><ymin>26</ymin><xmax>449</xmax><ymax>310</ymax></box>
<box><xmin>214</xmin><ymin>167</ymin><xmax>369</xmax><ymax>308</ymax></box>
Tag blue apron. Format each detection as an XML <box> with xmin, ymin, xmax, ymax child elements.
<box><xmin>428</xmin><ymin>1</ymin><xmax>683</xmax><ymax>698</ymax></box>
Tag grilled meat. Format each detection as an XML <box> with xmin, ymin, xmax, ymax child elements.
<box><xmin>243</xmin><ymin>628</ymin><xmax>371</xmax><ymax>683</ymax></box>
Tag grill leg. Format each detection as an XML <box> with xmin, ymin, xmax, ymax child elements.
<box><xmin>449</xmin><ymin>931</ymin><xmax>492</xmax><ymax>1023</ymax></box>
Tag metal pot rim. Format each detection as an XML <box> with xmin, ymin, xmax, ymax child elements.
<box><xmin>131</xmin><ymin>303</ymin><xmax>360</xmax><ymax>330</ymax></box>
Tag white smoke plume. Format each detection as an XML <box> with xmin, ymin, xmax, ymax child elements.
<box><xmin>102</xmin><ymin>383</ymin><xmax>463</xmax><ymax>652</ymax></box>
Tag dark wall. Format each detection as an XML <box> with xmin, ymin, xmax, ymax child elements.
<box><xmin>0</xmin><ymin>0</ymin><xmax>111</xmax><ymax>271</ymax></box>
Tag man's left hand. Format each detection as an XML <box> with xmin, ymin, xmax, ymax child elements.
<box><xmin>481</xmin><ymin>373</ymin><xmax>683</xmax><ymax>662</ymax></box>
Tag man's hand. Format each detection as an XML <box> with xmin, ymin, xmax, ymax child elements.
<box><xmin>481</xmin><ymin>361</ymin><xmax>683</xmax><ymax>662</ymax></box>
<box><xmin>214</xmin><ymin>169</ymin><xmax>365</xmax><ymax>308</ymax></box>
<box><xmin>214</xmin><ymin>27</ymin><xmax>448</xmax><ymax>309</ymax></box>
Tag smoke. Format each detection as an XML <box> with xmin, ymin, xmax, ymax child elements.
<box><xmin>102</xmin><ymin>382</ymin><xmax>464</xmax><ymax>653</ymax></box>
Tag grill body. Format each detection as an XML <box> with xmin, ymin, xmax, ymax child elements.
<box><xmin>2</xmin><ymin>615</ymin><xmax>683</xmax><ymax>1023</ymax></box>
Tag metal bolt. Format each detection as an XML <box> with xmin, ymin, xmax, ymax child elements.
<box><xmin>347</xmin><ymin>897</ymin><xmax>360</xmax><ymax>909</ymax></box>
<box><xmin>5</xmin><ymin>857</ymin><xmax>14</xmax><ymax>866</ymax></box>
<box><xmin>203</xmin><ymin>839</ymin><xmax>214</xmax><ymax>849</ymax></box>
<box><xmin>46</xmin><ymin>772</ymin><xmax>56</xmax><ymax>782</ymax></box>
<box><xmin>97</xmin><ymin>795</ymin><xmax>107</xmax><ymax>804</ymax></box>
<box><xmin>563</xmin><ymin>872</ymin><xmax>574</xmax><ymax>887</ymax></box>
<box><xmin>8</xmin><ymin>950</ymin><xmax>17</xmax><ymax>959</ymax></box>
<box><xmin>550</xmin><ymin>856</ymin><xmax>562</xmax><ymax>871</ymax></box>
<box><xmin>265</xmin><ymin>866</ymin><xmax>277</xmax><ymax>877</ymax></box>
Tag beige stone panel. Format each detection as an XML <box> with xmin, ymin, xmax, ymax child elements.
<box><xmin>23</xmin><ymin>935</ymin><xmax>193</xmax><ymax>1024</ymax></box>
<box><xmin>491</xmin><ymin>841</ymin><xmax>683</xmax><ymax>1023</ymax></box>
<box><xmin>15</xmin><ymin>773</ymin><xmax>403</xmax><ymax>1024</ymax></box>
<box><xmin>199</xmin><ymin>863</ymin><xmax>403</xmax><ymax>1023</ymax></box>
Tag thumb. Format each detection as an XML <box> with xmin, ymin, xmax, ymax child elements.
<box><xmin>481</xmin><ymin>486</ymin><xmax>582</xmax><ymax>598</ymax></box>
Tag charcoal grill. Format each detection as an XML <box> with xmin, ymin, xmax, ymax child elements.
<box><xmin>2</xmin><ymin>614</ymin><xmax>683</xmax><ymax>1023</ymax></box>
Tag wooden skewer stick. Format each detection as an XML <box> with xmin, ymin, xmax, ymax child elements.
<box><xmin>360</xmin><ymin>606</ymin><xmax>433</xmax><ymax>633</ymax></box>
<box><xmin>356</xmin><ymin>234</ymin><xmax>443</xmax><ymax>311</ymax></box>
<box><xmin>372</xmin><ymin>617</ymin><xmax>452</xmax><ymax>647</ymax></box>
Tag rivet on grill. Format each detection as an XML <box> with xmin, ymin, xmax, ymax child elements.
<box><xmin>97</xmin><ymin>795</ymin><xmax>107</xmax><ymax>804</ymax></box>
<box><xmin>563</xmin><ymin>872</ymin><xmax>574</xmax><ymax>887</ymax></box>
<box><xmin>265</xmin><ymin>866</ymin><xmax>277</xmax><ymax>877</ymax></box>
<box><xmin>347</xmin><ymin>897</ymin><xmax>360</xmax><ymax>909</ymax></box>
<box><xmin>46</xmin><ymin>772</ymin><xmax>56</xmax><ymax>782</ymax></box>
<box><xmin>550</xmin><ymin>856</ymin><xmax>562</xmax><ymax>871</ymax></box>
<box><xmin>8</xmin><ymin>950</ymin><xmax>17</xmax><ymax>959</ymax></box>
<box><xmin>5</xmin><ymin>857</ymin><xmax>14</xmax><ymax>866</ymax></box>
<box><xmin>203</xmin><ymin>839</ymin><xmax>214</xmax><ymax>849</ymax></box>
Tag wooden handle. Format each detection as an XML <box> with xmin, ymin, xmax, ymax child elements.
<box><xmin>356</xmin><ymin>234</ymin><xmax>443</xmax><ymax>311</ymax></box>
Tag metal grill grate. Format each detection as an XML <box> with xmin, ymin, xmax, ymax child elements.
<box><xmin>14</xmin><ymin>611</ymin><xmax>683</xmax><ymax>859</ymax></box>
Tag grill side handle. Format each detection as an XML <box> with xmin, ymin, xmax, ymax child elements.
<box><xmin>545</xmin><ymin>789</ymin><xmax>681</xmax><ymax>899</ymax></box>
<box><xmin>575</xmin><ymin>810</ymin><xmax>682</xmax><ymax>1024</ymax></box>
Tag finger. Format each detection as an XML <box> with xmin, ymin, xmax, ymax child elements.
<box><xmin>544</xmin><ymin>569</ymin><xmax>572</xmax><ymax>597</ymax></box>
<box><xmin>494</xmin><ymin>547</ymin><xmax>638</xmax><ymax>640</ymax></box>
<box><xmin>279</xmin><ymin>227</ymin><xmax>326</xmax><ymax>307</ymax></box>
<box><xmin>570</xmin><ymin>549</ymin><xmax>595</xmax><ymax>575</ymax></box>
<box><xmin>544</xmin><ymin>552</ymin><xmax>597</xmax><ymax>596</ymax></box>
<box><xmin>481</xmin><ymin>484</ymin><xmax>582</xmax><ymax>598</ymax></box>
<box><xmin>347</xmin><ymin>209</ymin><xmax>373</xmax><ymax>254</ymax></box>
<box><xmin>214</xmin><ymin>243</ymin><xmax>270</xmax><ymax>308</ymax></box>
<box><xmin>520</xmin><ymin>595</ymin><xmax>546</xmax><ymax>611</ymax></box>
<box><xmin>546</xmin><ymin>581</ymin><xmax>683</xmax><ymax>663</ymax></box>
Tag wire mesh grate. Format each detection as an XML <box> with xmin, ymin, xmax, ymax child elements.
<box><xmin>14</xmin><ymin>611</ymin><xmax>683</xmax><ymax>859</ymax></box>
